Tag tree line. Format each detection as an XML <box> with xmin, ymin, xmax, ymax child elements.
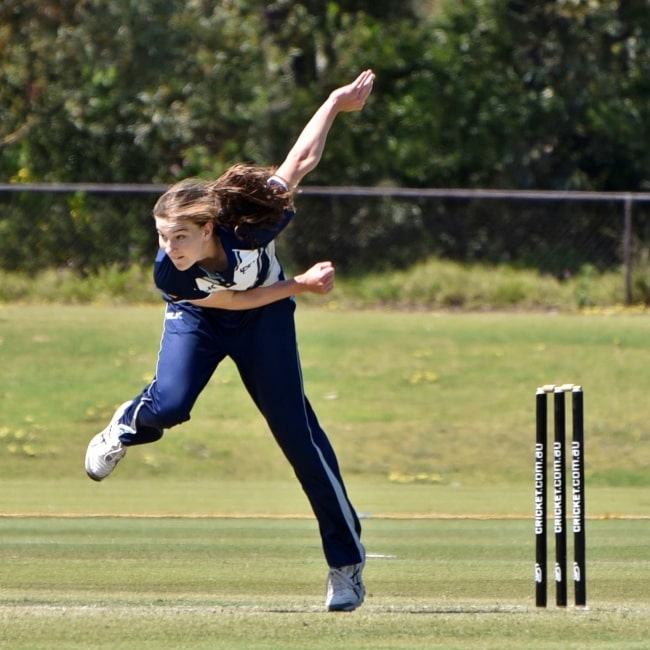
<box><xmin>1</xmin><ymin>0</ymin><xmax>649</xmax><ymax>275</ymax></box>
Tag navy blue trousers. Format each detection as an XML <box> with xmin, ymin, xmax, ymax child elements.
<box><xmin>118</xmin><ymin>298</ymin><xmax>363</xmax><ymax>568</ymax></box>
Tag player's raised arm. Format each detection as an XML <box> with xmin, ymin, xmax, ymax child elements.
<box><xmin>274</xmin><ymin>69</ymin><xmax>375</xmax><ymax>189</ymax></box>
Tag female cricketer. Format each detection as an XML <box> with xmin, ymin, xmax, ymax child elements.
<box><xmin>85</xmin><ymin>69</ymin><xmax>375</xmax><ymax>611</ymax></box>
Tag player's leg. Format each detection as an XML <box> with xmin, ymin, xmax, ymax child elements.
<box><xmin>85</xmin><ymin>302</ymin><xmax>225</xmax><ymax>480</ymax></box>
<box><xmin>231</xmin><ymin>299</ymin><xmax>365</xmax><ymax>610</ymax></box>
<box><xmin>126</xmin><ymin>303</ymin><xmax>227</xmax><ymax>440</ymax></box>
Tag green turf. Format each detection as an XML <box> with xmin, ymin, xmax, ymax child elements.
<box><xmin>1</xmin><ymin>478</ymin><xmax>649</xmax><ymax>520</ymax></box>
<box><xmin>2</xmin><ymin>304</ymin><xmax>650</xmax><ymax>647</ymax></box>
<box><xmin>1</xmin><ymin>516</ymin><xmax>649</xmax><ymax>649</ymax></box>
<box><xmin>1</xmin><ymin>304</ymin><xmax>650</xmax><ymax>486</ymax></box>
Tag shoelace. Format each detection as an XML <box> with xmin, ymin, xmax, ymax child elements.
<box><xmin>328</xmin><ymin>567</ymin><xmax>361</xmax><ymax>594</ymax></box>
<box><xmin>98</xmin><ymin>433</ymin><xmax>125</xmax><ymax>462</ymax></box>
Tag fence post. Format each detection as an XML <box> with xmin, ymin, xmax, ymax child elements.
<box><xmin>623</xmin><ymin>196</ymin><xmax>633</xmax><ymax>305</ymax></box>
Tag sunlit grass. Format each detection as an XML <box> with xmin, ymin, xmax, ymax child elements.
<box><xmin>2</xmin><ymin>257</ymin><xmax>648</xmax><ymax>309</ymax></box>
<box><xmin>1</xmin><ymin>304</ymin><xmax>650</xmax><ymax>485</ymax></box>
<box><xmin>1</xmin><ymin>517</ymin><xmax>649</xmax><ymax>649</ymax></box>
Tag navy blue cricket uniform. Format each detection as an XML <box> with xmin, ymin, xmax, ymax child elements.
<box><xmin>115</xmin><ymin>179</ymin><xmax>364</xmax><ymax>568</ymax></box>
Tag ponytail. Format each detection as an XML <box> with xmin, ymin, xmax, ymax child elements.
<box><xmin>211</xmin><ymin>164</ymin><xmax>294</xmax><ymax>241</ymax></box>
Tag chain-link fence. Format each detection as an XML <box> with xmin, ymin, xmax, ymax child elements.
<box><xmin>1</xmin><ymin>184</ymin><xmax>650</xmax><ymax>304</ymax></box>
<box><xmin>296</xmin><ymin>187</ymin><xmax>650</xmax><ymax>305</ymax></box>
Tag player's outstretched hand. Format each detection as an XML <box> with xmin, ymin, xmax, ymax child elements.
<box><xmin>294</xmin><ymin>261</ymin><xmax>336</xmax><ymax>295</ymax></box>
<box><xmin>329</xmin><ymin>69</ymin><xmax>375</xmax><ymax>113</ymax></box>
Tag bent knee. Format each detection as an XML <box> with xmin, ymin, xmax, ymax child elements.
<box><xmin>157</xmin><ymin>402</ymin><xmax>191</xmax><ymax>428</ymax></box>
<box><xmin>139</xmin><ymin>400</ymin><xmax>191</xmax><ymax>431</ymax></box>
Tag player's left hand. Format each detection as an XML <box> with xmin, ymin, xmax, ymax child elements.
<box><xmin>294</xmin><ymin>261</ymin><xmax>336</xmax><ymax>294</ymax></box>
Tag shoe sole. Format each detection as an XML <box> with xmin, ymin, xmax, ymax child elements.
<box><xmin>85</xmin><ymin>445</ymin><xmax>127</xmax><ymax>482</ymax></box>
<box><xmin>328</xmin><ymin>604</ymin><xmax>360</xmax><ymax>612</ymax></box>
<box><xmin>327</xmin><ymin>597</ymin><xmax>364</xmax><ymax>612</ymax></box>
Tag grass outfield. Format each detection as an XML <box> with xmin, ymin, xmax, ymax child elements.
<box><xmin>1</xmin><ymin>480</ymin><xmax>649</xmax><ymax>649</ymax></box>
<box><xmin>1</xmin><ymin>516</ymin><xmax>649</xmax><ymax>649</ymax></box>
<box><xmin>1</xmin><ymin>304</ymin><xmax>650</xmax><ymax>647</ymax></box>
<box><xmin>2</xmin><ymin>304</ymin><xmax>650</xmax><ymax>485</ymax></box>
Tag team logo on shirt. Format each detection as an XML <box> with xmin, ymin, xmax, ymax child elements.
<box><xmin>195</xmin><ymin>276</ymin><xmax>234</xmax><ymax>293</ymax></box>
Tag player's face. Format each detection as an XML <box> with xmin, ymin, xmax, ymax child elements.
<box><xmin>155</xmin><ymin>217</ymin><xmax>212</xmax><ymax>271</ymax></box>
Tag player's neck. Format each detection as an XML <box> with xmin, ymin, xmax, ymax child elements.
<box><xmin>199</xmin><ymin>237</ymin><xmax>228</xmax><ymax>273</ymax></box>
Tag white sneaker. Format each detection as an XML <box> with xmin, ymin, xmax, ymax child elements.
<box><xmin>325</xmin><ymin>562</ymin><xmax>365</xmax><ymax>612</ymax></box>
<box><xmin>85</xmin><ymin>402</ymin><xmax>132</xmax><ymax>481</ymax></box>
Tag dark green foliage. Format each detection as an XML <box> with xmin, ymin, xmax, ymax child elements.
<box><xmin>1</xmin><ymin>1</ymin><xmax>649</xmax><ymax>275</ymax></box>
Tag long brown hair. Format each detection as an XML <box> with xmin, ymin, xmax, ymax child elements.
<box><xmin>212</xmin><ymin>164</ymin><xmax>294</xmax><ymax>240</ymax></box>
<box><xmin>153</xmin><ymin>178</ymin><xmax>218</xmax><ymax>228</ymax></box>
<box><xmin>153</xmin><ymin>164</ymin><xmax>294</xmax><ymax>243</ymax></box>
